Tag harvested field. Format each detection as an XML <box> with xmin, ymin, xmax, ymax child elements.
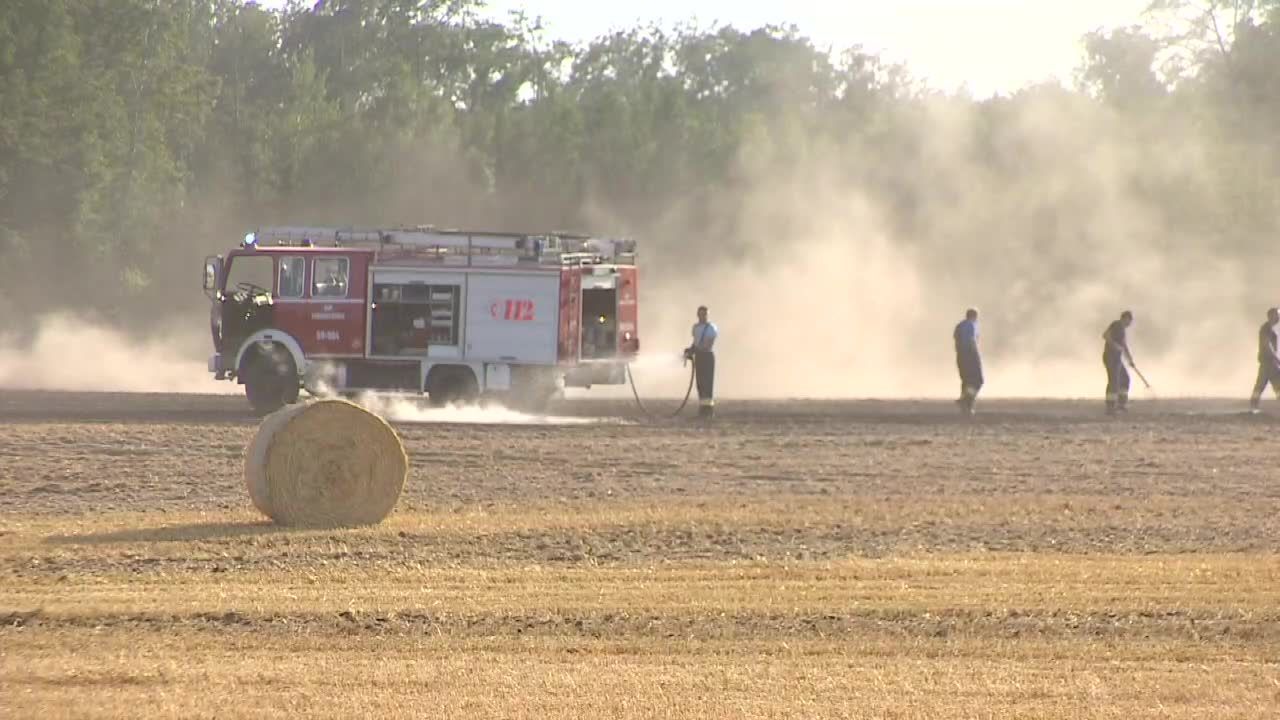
<box><xmin>2</xmin><ymin>391</ymin><xmax>1279</xmax><ymax>718</ymax></box>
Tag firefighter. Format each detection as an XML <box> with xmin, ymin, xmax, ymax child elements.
<box><xmin>953</xmin><ymin>308</ymin><xmax>983</xmax><ymax>414</ymax></box>
<box><xmin>1102</xmin><ymin>310</ymin><xmax>1136</xmax><ymax>415</ymax></box>
<box><xmin>1249</xmin><ymin>307</ymin><xmax>1280</xmax><ymax>412</ymax></box>
<box><xmin>685</xmin><ymin>305</ymin><xmax>718</xmax><ymax>418</ymax></box>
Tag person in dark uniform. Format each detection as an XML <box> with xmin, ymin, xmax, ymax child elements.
<box><xmin>1249</xmin><ymin>307</ymin><xmax>1280</xmax><ymax>412</ymax></box>
<box><xmin>685</xmin><ymin>305</ymin><xmax>718</xmax><ymax>418</ymax></box>
<box><xmin>953</xmin><ymin>308</ymin><xmax>983</xmax><ymax>414</ymax></box>
<box><xmin>1102</xmin><ymin>310</ymin><xmax>1136</xmax><ymax>414</ymax></box>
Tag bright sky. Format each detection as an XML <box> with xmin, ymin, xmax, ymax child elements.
<box><xmin>258</xmin><ymin>1</ymin><xmax>1152</xmax><ymax>96</ymax></box>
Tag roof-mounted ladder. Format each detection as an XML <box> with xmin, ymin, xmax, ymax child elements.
<box><xmin>246</xmin><ymin>226</ymin><xmax>635</xmax><ymax>265</ymax></box>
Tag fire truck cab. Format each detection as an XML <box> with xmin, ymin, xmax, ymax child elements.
<box><xmin>202</xmin><ymin>226</ymin><xmax>639</xmax><ymax>415</ymax></box>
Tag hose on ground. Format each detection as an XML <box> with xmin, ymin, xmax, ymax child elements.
<box><xmin>626</xmin><ymin>357</ymin><xmax>696</xmax><ymax>419</ymax></box>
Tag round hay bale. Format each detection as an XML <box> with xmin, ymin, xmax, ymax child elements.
<box><xmin>244</xmin><ymin>399</ymin><xmax>407</xmax><ymax>527</ymax></box>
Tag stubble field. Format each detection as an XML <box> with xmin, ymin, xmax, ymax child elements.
<box><xmin>1</xmin><ymin>391</ymin><xmax>1278</xmax><ymax>718</ymax></box>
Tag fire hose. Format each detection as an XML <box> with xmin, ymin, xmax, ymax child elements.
<box><xmin>625</xmin><ymin>354</ymin><xmax>697</xmax><ymax>419</ymax></box>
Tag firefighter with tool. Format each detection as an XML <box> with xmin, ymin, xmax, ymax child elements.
<box><xmin>1249</xmin><ymin>307</ymin><xmax>1280</xmax><ymax>412</ymax></box>
<box><xmin>684</xmin><ymin>305</ymin><xmax>718</xmax><ymax>418</ymax></box>
<box><xmin>1102</xmin><ymin>310</ymin><xmax>1144</xmax><ymax>414</ymax></box>
<box><xmin>953</xmin><ymin>308</ymin><xmax>983</xmax><ymax>415</ymax></box>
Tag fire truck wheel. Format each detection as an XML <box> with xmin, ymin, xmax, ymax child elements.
<box><xmin>243</xmin><ymin>347</ymin><xmax>300</xmax><ymax>416</ymax></box>
<box><xmin>426</xmin><ymin>366</ymin><xmax>479</xmax><ymax>407</ymax></box>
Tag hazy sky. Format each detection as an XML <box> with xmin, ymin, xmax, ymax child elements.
<box><xmin>256</xmin><ymin>1</ymin><xmax>1151</xmax><ymax>96</ymax></box>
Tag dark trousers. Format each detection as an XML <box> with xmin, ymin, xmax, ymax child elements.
<box><xmin>694</xmin><ymin>350</ymin><xmax>715</xmax><ymax>416</ymax></box>
<box><xmin>1104</xmin><ymin>354</ymin><xmax>1129</xmax><ymax>410</ymax></box>
<box><xmin>956</xmin><ymin>351</ymin><xmax>983</xmax><ymax>407</ymax></box>
<box><xmin>1250</xmin><ymin>363</ymin><xmax>1280</xmax><ymax>407</ymax></box>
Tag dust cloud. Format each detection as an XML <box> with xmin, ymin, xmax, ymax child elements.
<box><xmin>0</xmin><ymin>314</ymin><xmax>232</xmax><ymax>394</ymax></box>
<box><xmin>5</xmin><ymin>86</ymin><xmax>1268</xmax><ymax>403</ymax></box>
<box><xmin>349</xmin><ymin>391</ymin><xmax>608</xmax><ymax>425</ymax></box>
<box><xmin>624</xmin><ymin>92</ymin><xmax>1268</xmax><ymax>401</ymax></box>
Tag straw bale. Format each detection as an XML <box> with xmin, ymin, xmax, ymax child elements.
<box><xmin>245</xmin><ymin>400</ymin><xmax>407</xmax><ymax>527</ymax></box>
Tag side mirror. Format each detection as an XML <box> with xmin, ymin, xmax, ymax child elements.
<box><xmin>203</xmin><ymin>256</ymin><xmax>220</xmax><ymax>296</ymax></box>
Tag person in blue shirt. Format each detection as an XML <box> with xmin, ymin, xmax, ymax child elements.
<box><xmin>685</xmin><ymin>305</ymin><xmax>718</xmax><ymax>418</ymax></box>
<box><xmin>953</xmin><ymin>308</ymin><xmax>983</xmax><ymax>414</ymax></box>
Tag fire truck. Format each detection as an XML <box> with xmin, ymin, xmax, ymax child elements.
<box><xmin>202</xmin><ymin>226</ymin><xmax>639</xmax><ymax>415</ymax></box>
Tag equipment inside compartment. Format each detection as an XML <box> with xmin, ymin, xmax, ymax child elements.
<box><xmin>371</xmin><ymin>282</ymin><xmax>460</xmax><ymax>356</ymax></box>
<box><xmin>581</xmin><ymin>288</ymin><xmax>617</xmax><ymax>359</ymax></box>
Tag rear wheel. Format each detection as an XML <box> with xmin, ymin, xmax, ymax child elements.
<box><xmin>242</xmin><ymin>347</ymin><xmax>300</xmax><ymax>416</ymax></box>
<box><xmin>426</xmin><ymin>366</ymin><xmax>479</xmax><ymax>407</ymax></box>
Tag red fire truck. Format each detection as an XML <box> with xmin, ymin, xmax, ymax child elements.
<box><xmin>202</xmin><ymin>226</ymin><xmax>639</xmax><ymax>414</ymax></box>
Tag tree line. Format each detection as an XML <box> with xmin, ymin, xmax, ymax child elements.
<box><xmin>0</xmin><ymin>0</ymin><xmax>1276</xmax><ymax>342</ymax></box>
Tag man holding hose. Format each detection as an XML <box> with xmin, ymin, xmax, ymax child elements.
<box><xmin>1102</xmin><ymin>310</ymin><xmax>1136</xmax><ymax>415</ymax></box>
<box><xmin>685</xmin><ymin>305</ymin><xmax>718</xmax><ymax>419</ymax></box>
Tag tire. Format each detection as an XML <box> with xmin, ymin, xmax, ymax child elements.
<box><xmin>243</xmin><ymin>347</ymin><xmax>299</xmax><ymax>416</ymax></box>
<box><xmin>426</xmin><ymin>367</ymin><xmax>479</xmax><ymax>407</ymax></box>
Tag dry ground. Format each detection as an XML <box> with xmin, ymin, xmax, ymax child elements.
<box><xmin>1</xmin><ymin>391</ymin><xmax>1278</xmax><ymax>718</ymax></box>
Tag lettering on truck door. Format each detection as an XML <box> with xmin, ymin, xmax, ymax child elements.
<box><xmin>276</xmin><ymin>253</ymin><xmax>368</xmax><ymax>357</ymax></box>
